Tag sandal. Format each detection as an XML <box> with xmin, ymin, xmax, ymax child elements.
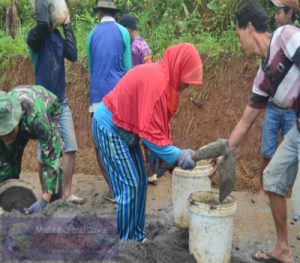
<box><xmin>252</xmin><ymin>250</ymin><xmax>295</xmax><ymax>263</ymax></box>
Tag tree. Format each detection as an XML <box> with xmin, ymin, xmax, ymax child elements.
<box><xmin>5</xmin><ymin>0</ymin><xmax>18</xmax><ymax>38</ymax></box>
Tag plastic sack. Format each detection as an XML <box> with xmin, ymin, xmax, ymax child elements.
<box><xmin>29</xmin><ymin>0</ymin><xmax>69</xmax><ymax>26</ymax></box>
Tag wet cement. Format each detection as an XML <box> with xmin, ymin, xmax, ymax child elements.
<box><xmin>1</xmin><ymin>200</ymin><xmax>196</xmax><ymax>263</ymax></box>
<box><xmin>4</xmin><ymin>173</ymin><xmax>299</xmax><ymax>263</ymax></box>
<box><xmin>0</xmin><ymin>186</ymin><xmax>37</xmax><ymax>212</ymax></box>
<box><xmin>45</xmin><ymin>201</ymin><xmax>196</xmax><ymax>263</ymax></box>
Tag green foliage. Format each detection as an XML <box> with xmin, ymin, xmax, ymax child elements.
<box><xmin>0</xmin><ymin>0</ymin><xmax>287</xmax><ymax>65</ymax></box>
<box><xmin>0</xmin><ymin>0</ymin><xmax>10</xmax><ymax>6</ymax></box>
<box><xmin>0</xmin><ymin>23</ymin><xmax>29</xmax><ymax>71</ymax></box>
<box><xmin>17</xmin><ymin>0</ymin><xmax>35</xmax><ymax>24</ymax></box>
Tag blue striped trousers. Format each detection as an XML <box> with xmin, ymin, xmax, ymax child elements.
<box><xmin>92</xmin><ymin>118</ymin><xmax>148</xmax><ymax>241</ymax></box>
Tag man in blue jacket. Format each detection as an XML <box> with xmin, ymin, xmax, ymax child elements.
<box><xmin>26</xmin><ymin>0</ymin><xmax>84</xmax><ymax>204</ymax></box>
<box><xmin>88</xmin><ymin>0</ymin><xmax>131</xmax><ymax>203</ymax></box>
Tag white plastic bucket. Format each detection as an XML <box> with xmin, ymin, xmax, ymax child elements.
<box><xmin>188</xmin><ymin>191</ymin><xmax>237</xmax><ymax>263</ymax></box>
<box><xmin>172</xmin><ymin>164</ymin><xmax>212</xmax><ymax>229</ymax></box>
<box><xmin>29</xmin><ymin>0</ymin><xmax>69</xmax><ymax>26</ymax></box>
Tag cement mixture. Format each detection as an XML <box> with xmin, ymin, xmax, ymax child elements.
<box><xmin>0</xmin><ymin>186</ymin><xmax>37</xmax><ymax>212</ymax></box>
<box><xmin>0</xmin><ymin>172</ymin><xmax>299</xmax><ymax>263</ymax></box>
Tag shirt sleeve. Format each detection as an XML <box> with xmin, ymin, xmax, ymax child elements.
<box><xmin>26</xmin><ymin>21</ymin><xmax>49</xmax><ymax>52</ymax></box>
<box><xmin>116</xmin><ymin>23</ymin><xmax>132</xmax><ymax>71</ymax></box>
<box><xmin>32</xmin><ymin>97</ymin><xmax>63</xmax><ymax>194</ymax></box>
<box><xmin>87</xmin><ymin>29</ymin><xmax>95</xmax><ymax>75</ymax></box>
<box><xmin>141</xmin><ymin>40</ymin><xmax>152</xmax><ymax>63</ymax></box>
<box><xmin>62</xmin><ymin>23</ymin><xmax>78</xmax><ymax>62</ymax></box>
<box><xmin>279</xmin><ymin>26</ymin><xmax>300</xmax><ymax>66</ymax></box>
<box><xmin>141</xmin><ymin>139</ymin><xmax>180</xmax><ymax>165</ymax></box>
<box><xmin>26</xmin><ymin>0</ymin><xmax>50</xmax><ymax>52</ymax></box>
<box><xmin>248</xmin><ymin>65</ymin><xmax>269</xmax><ymax>108</ymax></box>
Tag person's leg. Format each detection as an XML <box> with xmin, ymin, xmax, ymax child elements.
<box><xmin>291</xmin><ymin>169</ymin><xmax>300</xmax><ymax>223</ymax></box>
<box><xmin>282</xmin><ymin>111</ymin><xmax>299</xmax><ymax>223</ymax></box>
<box><xmin>129</xmin><ymin>144</ymin><xmax>148</xmax><ymax>240</ymax></box>
<box><xmin>58</xmin><ymin>98</ymin><xmax>81</xmax><ymax>201</ymax></box>
<box><xmin>259</xmin><ymin>106</ymin><xmax>280</xmax><ymax>193</ymax></box>
<box><xmin>266</xmin><ymin>192</ymin><xmax>292</xmax><ymax>262</ymax></box>
<box><xmin>92</xmin><ymin>119</ymin><xmax>146</xmax><ymax>241</ymax></box>
<box><xmin>258</xmin><ymin>157</ymin><xmax>270</xmax><ymax>193</ymax></box>
<box><xmin>141</xmin><ymin>143</ymin><xmax>158</xmax><ymax>185</ymax></box>
<box><xmin>90</xmin><ymin>113</ymin><xmax>114</xmax><ymax>198</ymax></box>
<box><xmin>95</xmin><ymin>147</ymin><xmax>113</xmax><ymax>186</ymax></box>
<box><xmin>61</xmin><ymin>151</ymin><xmax>75</xmax><ymax>198</ymax></box>
<box><xmin>262</xmin><ymin>125</ymin><xmax>299</xmax><ymax>263</ymax></box>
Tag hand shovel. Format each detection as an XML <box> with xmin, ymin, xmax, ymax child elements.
<box><xmin>191</xmin><ymin>139</ymin><xmax>236</xmax><ymax>203</ymax></box>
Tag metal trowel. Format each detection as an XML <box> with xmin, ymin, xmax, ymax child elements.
<box><xmin>191</xmin><ymin>139</ymin><xmax>236</xmax><ymax>203</ymax></box>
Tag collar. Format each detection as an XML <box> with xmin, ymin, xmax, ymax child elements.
<box><xmin>100</xmin><ymin>16</ymin><xmax>115</xmax><ymax>23</ymax></box>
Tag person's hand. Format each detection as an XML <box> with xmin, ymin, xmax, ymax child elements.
<box><xmin>24</xmin><ymin>198</ymin><xmax>48</xmax><ymax>214</ymax></box>
<box><xmin>177</xmin><ymin>149</ymin><xmax>196</xmax><ymax>170</ymax></box>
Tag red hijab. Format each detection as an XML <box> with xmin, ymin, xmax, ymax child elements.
<box><xmin>103</xmin><ymin>43</ymin><xmax>203</xmax><ymax>146</ymax></box>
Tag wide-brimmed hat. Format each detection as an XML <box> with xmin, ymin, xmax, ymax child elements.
<box><xmin>270</xmin><ymin>0</ymin><xmax>299</xmax><ymax>11</ymax></box>
<box><xmin>93</xmin><ymin>0</ymin><xmax>120</xmax><ymax>12</ymax></box>
<box><xmin>0</xmin><ymin>91</ymin><xmax>22</xmax><ymax>136</ymax></box>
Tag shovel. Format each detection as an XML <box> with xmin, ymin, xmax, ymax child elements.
<box><xmin>191</xmin><ymin>139</ymin><xmax>236</xmax><ymax>203</ymax></box>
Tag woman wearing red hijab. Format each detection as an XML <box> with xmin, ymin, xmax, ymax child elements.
<box><xmin>92</xmin><ymin>43</ymin><xmax>203</xmax><ymax>241</ymax></box>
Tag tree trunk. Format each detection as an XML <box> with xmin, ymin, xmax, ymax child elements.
<box><xmin>5</xmin><ymin>0</ymin><xmax>18</xmax><ymax>38</ymax></box>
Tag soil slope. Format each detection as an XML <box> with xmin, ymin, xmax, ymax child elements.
<box><xmin>1</xmin><ymin>55</ymin><xmax>262</xmax><ymax>191</ymax></box>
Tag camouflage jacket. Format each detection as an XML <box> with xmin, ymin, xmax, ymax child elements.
<box><xmin>0</xmin><ymin>85</ymin><xmax>63</xmax><ymax>193</ymax></box>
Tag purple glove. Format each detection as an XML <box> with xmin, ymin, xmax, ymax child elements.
<box><xmin>25</xmin><ymin>198</ymin><xmax>48</xmax><ymax>214</ymax></box>
<box><xmin>177</xmin><ymin>149</ymin><xmax>196</xmax><ymax>170</ymax></box>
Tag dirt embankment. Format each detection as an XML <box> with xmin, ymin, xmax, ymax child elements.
<box><xmin>0</xmin><ymin>55</ymin><xmax>262</xmax><ymax>191</ymax></box>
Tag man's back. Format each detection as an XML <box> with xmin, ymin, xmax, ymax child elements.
<box><xmin>88</xmin><ymin>18</ymin><xmax>131</xmax><ymax>107</ymax></box>
<box><xmin>30</xmin><ymin>30</ymin><xmax>65</xmax><ymax>101</ymax></box>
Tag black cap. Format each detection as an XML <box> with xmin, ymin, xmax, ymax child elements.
<box><xmin>119</xmin><ymin>14</ymin><xmax>137</xmax><ymax>30</ymax></box>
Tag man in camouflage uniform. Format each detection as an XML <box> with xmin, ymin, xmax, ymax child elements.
<box><xmin>0</xmin><ymin>85</ymin><xmax>63</xmax><ymax>213</ymax></box>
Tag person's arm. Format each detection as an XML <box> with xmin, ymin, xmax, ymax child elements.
<box><xmin>228</xmin><ymin>105</ymin><xmax>263</xmax><ymax>149</ymax></box>
<box><xmin>33</xmin><ymin>96</ymin><xmax>63</xmax><ymax>196</ymax></box>
<box><xmin>87</xmin><ymin>29</ymin><xmax>95</xmax><ymax>75</ymax></box>
<box><xmin>25</xmin><ymin>91</ymin><xmax>63</xmax><ymax>214</ymax></box>
<box><xmin>62</xmin><ymin>23</ymin><xmax>78</xmax><ymax>62</ymax></box>
<box><xmin>26</xmin><ymin>0</ymin><xmax>50</xmax><ymax>52</ymax></box>
<box><xmin>117</xmin><ymin>24</ymin><xmax>132</xmax><ymax>71</ymax></box>
<box><xmin>141</xmin><ymin>139</ymin><xmax>180</xmax><ymax>165</ymax></box>
<box><xmin>142</xmin><ymin>139</ymin><xmax>196</xmax><ymax>170</ymax></box>
<box><xmin>141</xmin><ymin>40</ymin><xmax>153</xmax><ymax>63</ymax></box>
